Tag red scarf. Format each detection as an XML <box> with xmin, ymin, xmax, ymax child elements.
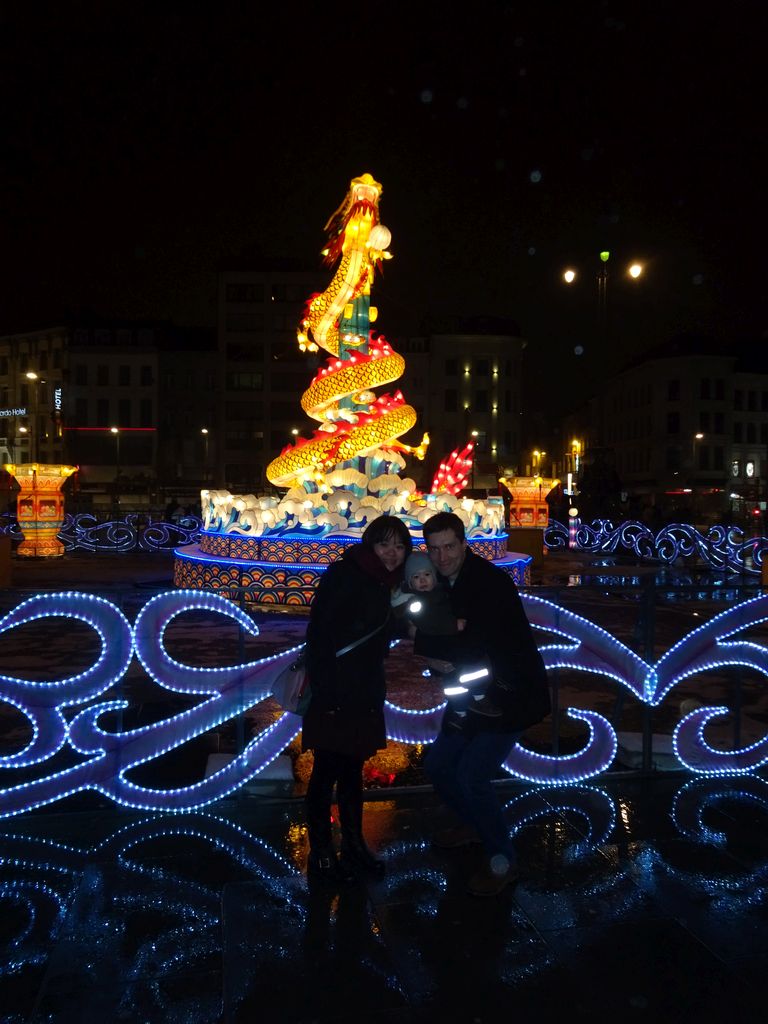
<box><xmin>346</xmin><ymin>543</ymin><xmax>404</xmax><ymax>589</ymax></box>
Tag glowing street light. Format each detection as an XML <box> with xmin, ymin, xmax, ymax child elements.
<box><xmin>563</xmin><ymin>268</ymin><xmax>576</xmax><ymax>284</ymax></box>
<box><xmin>25</xmin><ymin>371</ymin><xmax>40</xmax><ymax>461</ymax></box>
<box><xmin>110</xmin><ymin>427</ymin><xmax>121</xmax><ymax>502</ymax></box>
<box><xmin>201</xmin><ymin>428</ymin><xmax>210</xmax><ymax>481</ymax></box>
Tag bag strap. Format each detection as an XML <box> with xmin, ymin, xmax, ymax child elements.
<box><xmin>335</xmin><ymin>618</ymin><xmax>388</xmax><ymax>658</ymax></box>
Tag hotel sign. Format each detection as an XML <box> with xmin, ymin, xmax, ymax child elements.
<box><xmin>0</xmin><ymin>408</ymin><xmax>26</xmax><ymax>418</ymax></box>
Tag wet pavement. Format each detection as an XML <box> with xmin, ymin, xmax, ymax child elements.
<box><xmin>3</xmin><ymin>773</ymin><xmax>768</xmax><ymax>1023</ymax></box>
<box><xmin>1</xmin><ymin>549</ymin><xmax>768</xmax><ymax>1021</ymax></box>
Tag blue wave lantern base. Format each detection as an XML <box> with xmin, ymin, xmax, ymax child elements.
<box><xmin>2</xmin><ymin>587</ymin><xmax>768</xmax><ymax>818</ymax></box>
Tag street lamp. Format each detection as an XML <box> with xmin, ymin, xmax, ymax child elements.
<box><xmin>110</xmin><ymin>428</ymin><xmax>120</xmax><ymax>503</ymax></box>
<box><xmin>562</xmin><ymin>253</ymin><xmax>645</xmax><ymax>336</ymax></box>
<box><xmin>692</xmin><ymin>432</ymin><xmax>704</xmax><ymax>468</ymax></box>
<box><xmin>25</xmin><ymin>371</ymin><xmax>40</xmax><ymax>462</ymax></box>
<box><xmin>201</xmin><ymin>428</ymin><xmax>209</xmax><ymax>482</ymax></box>
<box><xmin>691</xmin><ymin>432</ymin><xmax>704</xmax><ymax>523</ymax></box>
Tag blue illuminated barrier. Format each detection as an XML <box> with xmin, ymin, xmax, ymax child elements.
<box><xmin>0</xmin><ymin>512</ymin><xmax>202</xmax><ymax>552</ymax></box>
<box><xmin>544</xmin><ymin>519</ymin><xmax>768</xmax><ymax>575</ymax></box>
<box><xmin>2</xmin><ymin>588</ymin><xmax>768</xmax><ymax>818</ymax></box>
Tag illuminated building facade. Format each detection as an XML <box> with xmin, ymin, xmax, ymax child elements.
<box><xmin>399</xmin><ymin>318</ymin><xmax>527</xmax><ymax>489</ymax></box>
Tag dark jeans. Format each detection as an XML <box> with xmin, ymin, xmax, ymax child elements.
<box><xmin>424</xmin><ymin>728</ymin><xmax>521</xmax><ymax>861</ymax></box>
<box><xmin>305</xmin><ymin>748</ymin><xmax>364</xmax><ymax>850</ymax></box>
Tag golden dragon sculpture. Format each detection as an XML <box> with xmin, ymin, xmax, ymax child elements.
<box><xmin>266</xmin><ymin>173</ymin><xmax>427</xmax><ymax>488</ymax></box>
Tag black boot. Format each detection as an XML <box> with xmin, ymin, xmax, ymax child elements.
<box><xmin>307</xmin><ymin>847</ymin><xmax>355</xmax><ymax>886</ymax></box>
<box><xmin>338</xmin><ymin>789</ymin><xmax>386</xmax><ymax>877</ymax></box>
<box><xmin>340</xmin><ymin>832</ymin><xmax>386</xmax><ymax>877</ymax></box>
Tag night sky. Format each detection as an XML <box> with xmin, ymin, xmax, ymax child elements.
<box><xmin>3</xmin><ymin>3</ymin><xmax>766</xmax><ymax>402</ymax></box>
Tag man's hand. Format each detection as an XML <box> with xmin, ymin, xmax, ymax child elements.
<box><xmin>424</xmin><ymin>657</ymin><xmax>455</xmax><ymax>674</ymax></box>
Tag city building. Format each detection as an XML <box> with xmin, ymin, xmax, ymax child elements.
<box><xmin>581</xmin><ymin>336</ymin><xmax>768</xmax><ymax>523</ymax></box>
<box><xmin>399</xmin><ymin>316</ymin><xmax>527</xmax><ymax>490</ymax></box>
<box><xmin>0</xmin><ymin>322</ymin><xmax>216</xmax><ymax>508</ymax></box>
<box><xmin>217</xmin><ymin>261</ymin><xmax>324</xmax><ymax>492</ymax></box>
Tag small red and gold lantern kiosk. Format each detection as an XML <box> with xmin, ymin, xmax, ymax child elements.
<box><xmin>499</xmin><ymin>475</ymin><xmax>559</xmax><ymax>528</ymax></box>
<box><xmin>4</xmin><ymin>463</ymin><xmax>78</xmax><ymax>558</ymax></box>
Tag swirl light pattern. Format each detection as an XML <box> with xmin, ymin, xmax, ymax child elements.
<box><xmin>3</xmin><ymin>589</ymin><xmax>768</xmax><ymax>816</ymax></box>
<box><xmin>544</xmin><ymin>518</ymin><xmax>767</xmax><ymax>575</ymax></box>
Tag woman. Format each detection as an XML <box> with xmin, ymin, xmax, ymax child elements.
<box><xmin>303</xmin><ymin>514</ymin><xmax>412</xmax><ymax>883</ymax></box>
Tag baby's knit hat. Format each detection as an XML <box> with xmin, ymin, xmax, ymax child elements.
<box><xmin>404</xmin><ymin>551</ymin><xmax>435</xmax><ymax>584</ymax></box>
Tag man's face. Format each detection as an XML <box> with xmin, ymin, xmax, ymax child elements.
<box><xmin>425</xmin><ymin>529</ymin><xmax>467</xmax><ymax>580</ymax></box>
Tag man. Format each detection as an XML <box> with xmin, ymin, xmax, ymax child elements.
<box><xmin>417</xmin><ymin>511</ymin><xmax>551</xmax><ymax>896</ymax></box>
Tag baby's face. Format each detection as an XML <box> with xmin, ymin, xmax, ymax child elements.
<box><xmin>410</xmin><ymin>570</ymin><xmax>436</xmax><ymax>592</ymax></box>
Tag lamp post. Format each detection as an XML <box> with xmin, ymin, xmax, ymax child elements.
<box><xmin>562</xmin><ymin>253</ymin><xmax>644</xmax><ymax>340</ymax></box>
<box><xmin>25</xmin><ymin>371</ymin><xmax>40</xmax><ymax>462</ymax></box>
<box><xmin>110</xmin><ymin>427</ymin><xmax>120</xmax><ymax>505</ymax></box>
<box><xmin>692</xmin><ymin>432</ymin><xmax>704</xmax><ymax>523</ymax></box>
<box><xmin>201</xmin><ymin>428</ymin><xmax>209</xmax><ymax>482</ymax></box>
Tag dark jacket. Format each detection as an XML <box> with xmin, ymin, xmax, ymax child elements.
<box><xmin>415</xmin><ymin>549</ymin><xmax>551</xmax><ymax>735</ymax></box>
<box><xmin>302</xmin><ymin>546</ymin><xmax>395</xmax><ymax>758</ymax></box>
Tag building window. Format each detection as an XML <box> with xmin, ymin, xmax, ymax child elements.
<box><xmin>444</xmin><ymin>389</ymin><xmax>457</xmax><ymax>412</ymax></box>
<box><xmin>225</xmin><ymin>312</ymin><xmax>264</xmax><ymax>332</ymax></box>
<box><xmin>445</xmin><ymin>359</ymin><xmax>458</xmax><ymax>376</ymax></box>
<box><xmin>714</xmin><ymin>378</ymin><xmax>725</xmax><ymax>400</ymax></box>
<box><xmin>140</xmin><ymin>365</ymin><xmax>152</xmax><ymax>386</ymax></box>
<box><xmin>226</xmin><ymin>372</ymin><xmax>264</xmax><ymax>391</ymax></box>
<box><xmin>666</xmin><ymin>447</ymin><xmax>680</xmax><ymax>470</ymax></box>
<box><xmin>699</xmin><ymin>411</ymin><xmax>710</xmax><ymax>431</ymax></box>
<box><xmin>226</xmin><ymin>283</ymin><xmax>265</xmax><ymax>303</ymax></box>
<box><xmin>474</xmin><ymin>390</ymin><xmax>488</xmax><ymax>412</ymax></box>
<box><xmin>700</xmin><ymin>378</ymin><xmax>711</xmax><ymax>399</ymax></box>
<box><xmin>475</xmin><ymin>359</ymin><xmax>489</xmax><ymax>376</ymax></box>
<box><xmin>75</xmin><ymin>364</ymin><xmax>88</xmax><ymax>386</ymax></box>
<box><xmin>119</xmin><ymin>365</ymin><xmax>130</xmax><ymax>386</ymax></box>
<box><xmin>734</xmin><ymin>422</ymin><xmax>743</xmax><ymax>442</ymax></box>
<box><xmin>747</xmin><ymin>422</ymin><xmax>756</xmax><ymax>442</ymax></box>
<box><xmin>713</xmin><ymin>446</ymin><xmax>724</xmax><ymax>470</ymax></box>
<box><xmin>714</xmin><ymin>411</ymin><xmax>724</xmax><ymax>434</ymax></box>
<box><xmin>666</xmin><ymin>411</ymin><xmax>679</xmax><ymax>435</ymax></box>
<box><xmin>118</xmin><ymin>399</ymin><xmax>131</xmax><ymax>426</ymax></box>
<box><xmin>226</xmin><ymin>341</ymin><xmax>265</xmax><ymax>361</ymax></box>
<box><xmin>667</xmin><ymin>379</ymin><xmax>680</xmax><ymax>401</ymax></box>
<box><xmin>75</xmin><ymin>397</ymin><xmax>88</xmax><ymax>426</ymax></box>
<box><xmin>139</xmin><ymin>399</ymin><xmax>152</xmax><ymax>426</ymax></box>
<box><xmin>748</xmin><ymin>391</ymin><xmax>757</xmax><ymax>411</ymax></box>
<box><xmin>734</xmin><ymin>389</ymin><xmax>743</xmax><ymax>410</ymax></box>
<box><xmin>96</xmin><ymin>399</ymin><xmax>109</xmax><ymax>426</ymax></box>
<box><xmin>97</xmin><ymin>366</ymin><xmax>109</xmax><ymax>386</ymax></box>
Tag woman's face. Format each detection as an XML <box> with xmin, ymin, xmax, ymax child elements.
<box><xmin>372</xmin><ymin>534</ymin><xmax>408</xmax><ymax>572</ymax></box>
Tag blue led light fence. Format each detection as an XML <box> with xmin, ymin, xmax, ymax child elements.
<box><xmin>2</xmin><ymin>589</ymin><xmax>768</xmax><ymax>816</ymax></box>
<box><xmin>543</xmin><ymin>519</ymin><xmax>767</xmax><ymax>576</ymax></box>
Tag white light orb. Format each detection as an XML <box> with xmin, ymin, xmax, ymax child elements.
<box><xmin>368</xmin><ymin>224</ymin><xmax>391</xmax><ymax>250</ymax></box>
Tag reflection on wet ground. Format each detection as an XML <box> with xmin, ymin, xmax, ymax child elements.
<box><xmin>3</xmin><ymin>773</ymin><xmax>768</xmax><ymax>1022</ymax></box>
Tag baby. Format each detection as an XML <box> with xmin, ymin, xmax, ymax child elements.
<box><xmin>396</xmin><ymin>553</ymin><xmax>503</xmax><ymax>720</ymax></box>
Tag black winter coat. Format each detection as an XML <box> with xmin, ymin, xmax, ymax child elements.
<box><xmin>415</xmin><ymin>549</ymin><xmax>551</xmax><ymax>735</ymax></box>
<box><xmin>302</xmin><ymin>547</ymin><xmax>395</xmax><ymax>759</ymax></box>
